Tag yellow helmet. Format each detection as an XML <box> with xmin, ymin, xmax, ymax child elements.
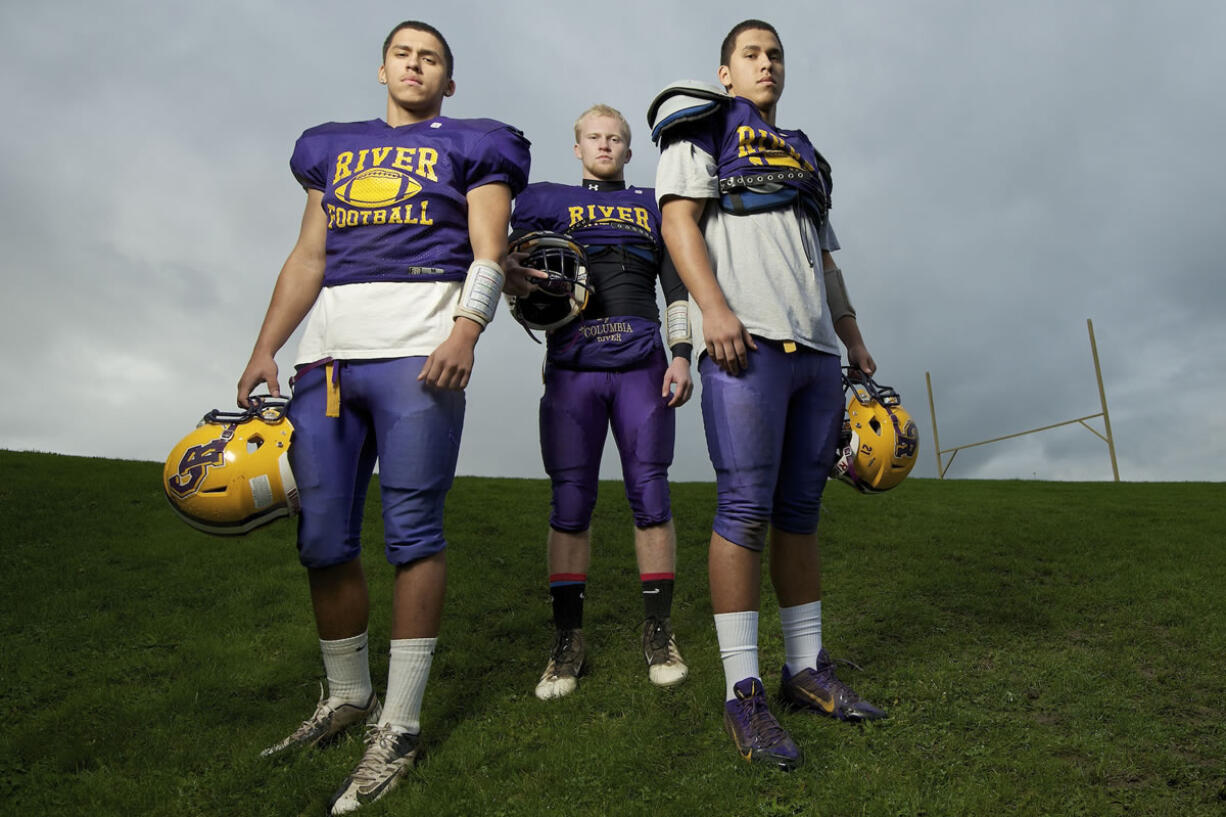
<box><xmin>163</xmin><ymin>396</ymin><xmax>299</xmax><ymax>534</ymax></box>
<box><xmin>832</xmin><ymin>370</ymin><xmax>919</xmax><ymax>493</ymax></box>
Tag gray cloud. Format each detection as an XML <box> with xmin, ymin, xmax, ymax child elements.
<box><xmin>2</xmin><ymin>0</ymin><xmax>1222</xmax><ymax>483</ymax></box>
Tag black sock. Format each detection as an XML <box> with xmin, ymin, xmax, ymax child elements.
<box><xmin>549</xmin><ymin>574</ymin><xmax>586</xmax><ymax>630</ymax></box>
<box><xmin>641</xmin><ymin>575</ymin><xmax>674</xmax><ymax>621</ymax></box>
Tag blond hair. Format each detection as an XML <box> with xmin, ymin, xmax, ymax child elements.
<box><xmin>573</xmin><ymin>104</ymin><xmax>632</xmax><ymax>146</ymax></box>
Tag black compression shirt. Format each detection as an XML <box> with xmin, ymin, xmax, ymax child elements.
<box><xmin>510</xmin><ymin>178</ymin><xmax>692</xmax><ymax>360</ymax></box>
<box><xmin>574</xmin><ymin>179</ymin><xmax>690</xmax><ymax>360</ymax></box>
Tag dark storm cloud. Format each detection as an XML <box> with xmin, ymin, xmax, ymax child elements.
<box><xmin>2</xmin><ymin>0</ymin><xmax>1222</xmax><ymax>481</ymax></box>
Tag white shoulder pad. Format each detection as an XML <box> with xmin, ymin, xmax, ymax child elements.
<box><xmin>647</xmin><ymin>80</ymin><xmax>730</xmax><ymax>145</ymax></box>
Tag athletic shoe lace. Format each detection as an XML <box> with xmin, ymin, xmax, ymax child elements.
<box><xmin>291</xmin><ymin>698</ymin><xmax>335</xmax><ymax>735</ymax></box>
<box><xmin>814</xmin><ymin>657</ymin><xmax>864</xmax><ymax>702</ymax></box>
<box><xmin>551</xmin><ymin>630</ymin><xmax>579</xmax><ymax>665</ymax></box>
<box><xmin>646</xmin><ymin>619</ymin><xmax>671</xmax><ymax>653</ymax></box>
<box><xmin>740</xmin><ymin>692</ymin><xmax>788</xmax><ymax>748</ymax></box>
<box><xmin>351</xmin><ymin>726</ymin><xmax>410</xmax><ymax>783</ymax></box>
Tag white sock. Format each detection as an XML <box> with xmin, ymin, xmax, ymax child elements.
<box><xmin>779</xmin><ymin>600</ymin><xmax>822</xmax><ymax>673</ymax></box>
<box><xmin>379</xmin><ymin>638</ymin><xmax>436</xmax><ymax>735</ymax></box>
<box><xmin>714</xmin><ymin>611</ymin><xmax>759</xmax><ymax>701</ymax></box>
<box><xmin>320</xmin><ymin>632</ymin><xmax>373</xmax><ymax>707</ymax></box>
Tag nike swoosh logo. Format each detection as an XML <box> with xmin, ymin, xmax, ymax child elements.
<box><xmin>791</xmin><ymin>685</ymin><xmax>835</xmax><ymax>712</ymax></box>
<box><xmin>643</xmin><ymin>589</ymin><xmax>662</xmax><ymax>595</ymax></box>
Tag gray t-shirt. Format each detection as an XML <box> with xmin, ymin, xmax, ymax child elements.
<box><xmin>655</xmin><ymin>139</ymin><xmax>841</xmax><ymax>356</ymax></box>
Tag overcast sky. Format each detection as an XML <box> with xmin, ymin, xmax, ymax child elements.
<box><xmin>2</xmin><ymin>0</ymin><xmax>1223</xmax><ymax>483</ymax></box>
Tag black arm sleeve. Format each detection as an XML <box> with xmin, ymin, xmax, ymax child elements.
<box><xmin>657</xmin><ymin>250</ymin><xmax>692</xmax><ymax>361</ymax></box>
<box><xmin>657</xmin><ymin>250</ymin><xmax>688</xmax><ymax>306</ymax></box>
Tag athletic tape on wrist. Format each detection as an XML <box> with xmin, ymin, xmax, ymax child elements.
<box><xmin>454</xmin><ymin>259</ymin><xmax>504</xmax><ymax>327</ymax></box>
<box><xmin>666</xmin><ymin>300</ymin><xmax>692</xmax><ymax>347</ymax></box>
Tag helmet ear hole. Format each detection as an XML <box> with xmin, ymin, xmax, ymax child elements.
<box><xmin>246</xmin><ymin>435</ymin><xmax>264</xmax><ymax>454</ymax></box>
<box><xmin>869</xmin><ymin>418</ymin><xmax>881</xmax><ymax>434</ymax></box>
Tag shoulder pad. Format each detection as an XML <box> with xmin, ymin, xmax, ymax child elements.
<box><xmin>647</xmin><ymin>80</ymin><xmax>731</xmax><ymax>146</ymax></box>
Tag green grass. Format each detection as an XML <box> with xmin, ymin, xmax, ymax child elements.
<box><xmin>2</xmin><ymin>449</ymin><xmax>1224</xmax><ymax>816</ymax></box>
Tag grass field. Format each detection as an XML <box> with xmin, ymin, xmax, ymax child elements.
<box><xmin>2</xmin><ymin>449</ymin><xmax>1224</xmax><ymax>816</ymax></box>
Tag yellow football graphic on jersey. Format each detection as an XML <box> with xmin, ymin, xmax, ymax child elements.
<box><xmin>335</xmin><ymin>168</ymin><xmax>423</xmax><ymax>209</ymax></box>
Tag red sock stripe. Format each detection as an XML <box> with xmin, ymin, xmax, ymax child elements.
<box><xmin>549</xmin><ymin>573</ymin><xmax>587</xmax><ymax>584</ymax></box>
<box><xmin>640</xmin><ymin>572</ymin><xmax>675</xmax><ymax>582</ymax></box>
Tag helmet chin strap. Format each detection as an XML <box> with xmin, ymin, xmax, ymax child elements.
<box><xmin>203</xmin><ymin>394</ymin><xmax>290</xmax><ymax>426</ymax></box>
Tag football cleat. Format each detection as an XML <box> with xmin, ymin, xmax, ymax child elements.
<box><xmin>642</xmin><ymin>617</ymin><xmax>688</xmax><ymax>687</ymax></box>
<box><xmin>328</xmin><ymin>724</ymin><xmax>420</xmax><ymax>815</ymax></box>
<box><xmin>723</xmin><ymin>678</ymin><xmax>802</xmax><ymax>771</ymax></box>
<box><xmin>164</xmin><ymin>395</ymin><xmax>299</xmax><ymax>534</ymax></box>
<box><xmin>831</xmin><ymin>368</ymin><xmax>919</xmax><ymax>493</ymax></box>
<box><xmin>260</xmin><ymin>688</ymin><xmax>380</xmax><ymax>758</ymax></box>
<box><xmin>505</xmin><ymin>231</ymin><xmax>592</xmax><ymax>338</ymax></box>
<box><xmin>780</xmin><ymin>649</ymin><xmax>887</xmax><ymax>722</ymax></box>
<box><xmin>534</xmin><ymin>628</ymin><xmax>585</xmax><ymax>700</ymax></box>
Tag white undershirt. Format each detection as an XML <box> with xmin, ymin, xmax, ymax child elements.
<box><xmin>294</xmin><ymin>280</ymin><xmax>463</xmax><ymax>365</ymax></box>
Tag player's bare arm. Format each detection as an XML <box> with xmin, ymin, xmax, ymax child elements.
<box><xmin>661</xmin><ymin>357</ymin><xmax>693</xmax><ymax>407</ymax></box>
<box><xmin>237</xmin><ymin>188</ymin><xmax>328</xmax><ymax>406</ymax></box>
<box><xmin>660</xmin><ymin>196</ymin><xmax>756</xmax><ymax>375</ymax></box>
<box><xmin>821</xmin><ymin>250</ymin><xmax>876</xmax><ymax>376</ymax></box>
<box><xmin>835</xmin><ymin>316</ymin><xmax>875</xmax><ymax>376</ymax></box>
<box><xmin>420</xmin><ymin>315</ymin><xmax>482</xmax><ymax>390</ymax></box>
<box><xmin>419</xmin><ymin>181</ymin><xmax>512</xmax><ymax>390</ymax></box>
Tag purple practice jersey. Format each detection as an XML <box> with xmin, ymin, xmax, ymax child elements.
<box><xmin>512</xmin><ymin>180</ymin><xmax>690</xmax><ymax>369</ymax></box>
<box><xmin>663</xmin><ymin>96</ymin><xmax>832</xmax><ymax>223</ymax></box>
<box><xmin>512</xmin><ymin>181</ymin><xmax>662</xmax><ymax>252</ymax></box>
<box><xmin>292</xmin><ymin>117</ymin><xmax>530</xmax><ymax>286</ymax></box>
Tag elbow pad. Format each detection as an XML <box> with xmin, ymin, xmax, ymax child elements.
<box><xmin>824</xmin><ymin>265</ymin><xmax>856</xmax><ymax>323</ymax></box>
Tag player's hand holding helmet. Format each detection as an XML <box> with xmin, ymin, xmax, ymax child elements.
<box><xmin>163</xmin><ymin>395</ymin><xmax>299</xmax><ymax>534</ymax></box>
<box><xmin>505</xmin><ymin>231</ymin><xmax>592</xmax><ymax>336</ymax></box>
<box><xmin>831</xmin><ymin>368</ymin><xmax>919</xmax><ymax>493</ymax></box>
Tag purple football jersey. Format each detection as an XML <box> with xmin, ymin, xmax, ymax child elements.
<box><xmin>664</xmin><ymin>97</ymin><xmax>831</xmax><ymax>221</ymax></box>
<box><xmin>512</xmin><ymin>182</ymin><xmax>662</xmax><ymax>251</ymax></box>
<box><xmin>512</xmin><ymin>181</ymin><xmax>683</xmax><ymax>370</ymax></box>
<box><xmin>291</xmin><ymin>117</ymin><xmax>530</xmax><ymax>285</ymax></box>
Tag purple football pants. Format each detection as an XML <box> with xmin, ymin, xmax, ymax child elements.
<box><xmin>699</xmin><ymin>344</ymin><xmax>843</xmax><ymax>551</ymax></box>
<box><xmin>287</xmin><ymin>357</ymin><xmax>464</xmax><ymax>569</ymax></box>
<box><xmin>540</xmin><ymin>348</ymin><xmax>674</xmax><ymax>532</ymax></box>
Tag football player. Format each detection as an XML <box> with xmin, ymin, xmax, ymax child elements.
<box><xmin>506</xmin><ymin>105</ymin><xmax>693</xmax><ymax>700</ymax></box>
<box><xmin>235</xmin><ymin>21</ymin><xmax>529</xmax><ymax>814</ymax></box>
<box><xmin>652</xmin><ymin>20</ymin><xmax>887</xmax><ymax>770</ymax></box>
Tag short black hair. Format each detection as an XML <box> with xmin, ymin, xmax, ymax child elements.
<box><xmin>720</xmin><ymin>19</ymin><xmax>782</xmax><ymax>67</ymax></box>
<box><xmin>382</xmin><ymin>20</ymin><xmax>454</xmax><ymax>78</ymax></box>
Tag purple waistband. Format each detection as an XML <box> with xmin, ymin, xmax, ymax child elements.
<box><xmin>546</xmin><ymin>316</ymin><xmax>662</xmax><ymax>370</ymax></box>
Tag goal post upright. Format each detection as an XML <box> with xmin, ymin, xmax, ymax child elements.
<box><xmin>926</xmin><ymin>370</ymin><xmax>948</xmax><ymax>479</ymax></box>
<box><xmin>1087</xmin><ymin>318</ymin><xmax>1120</xmax><ymax>482</ymax></box>
<box><xmin>926</xmin><ymin>319</ymin><xmax>1119</xmax><ymax>481</ymax></box>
